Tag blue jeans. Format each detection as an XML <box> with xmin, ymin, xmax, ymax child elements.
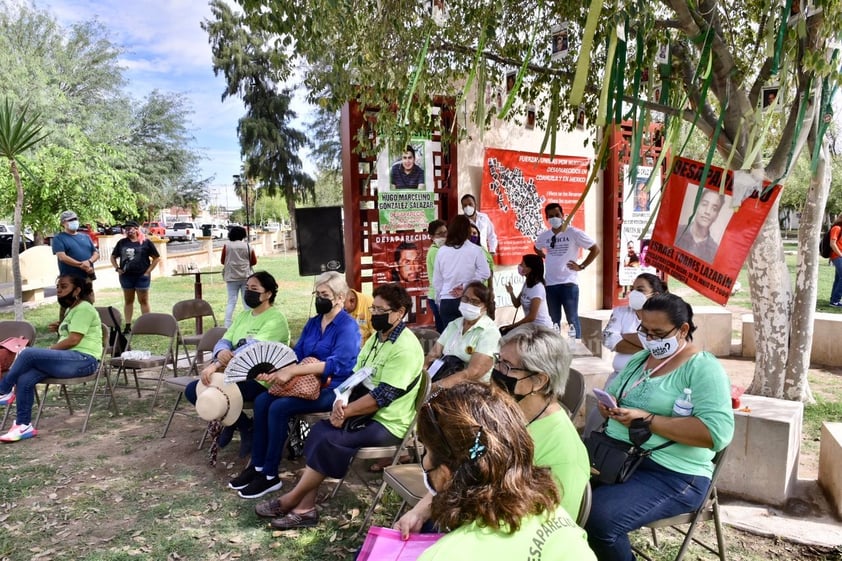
<box><xmin>831</xmin><ymin>257</ymin><xmax>842</xmax><ymax>304</ymax></box>
<box><xmin>546</xmin><ymin>283</ymin><xmax>581</xmax><ymax>337</ymax></box>
<box><xmin>0</xmin><ymin>347</ymin><xmax>98</xmax><ymax>426</ymax></box>
<box><xmin>585</xmin><ymin>457</ymin><xmax>711</xmax><ymax>561</ymax></box>
<box><xmin>250</xmin><ymin>387</ymin><xmax>336</xmax><ymax>477</ymax></box>
<box><xmin>427</xmin><ymin>297</ymin><xmax>444</xmax><ymax>333</ymax></box>
<box><xmin>225</xmin><ymin>280</ymin><xmax>248</xmax><ymax>327</ymax></box>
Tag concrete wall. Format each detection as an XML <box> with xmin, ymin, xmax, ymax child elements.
<box><xmin>742</xmin><ymin>313</ymin><xmax>842</xmax><ymax>367</ymax></box>
<box><xmin>818</xmin><ymin>422</ymin><xmax>842</xmax><ymax>518</ymax></box>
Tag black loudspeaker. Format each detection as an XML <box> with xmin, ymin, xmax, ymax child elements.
<box><xmin>295</xmin><ymin>206</ymin><xmax>345</xmax><ymax>276</ymax></box>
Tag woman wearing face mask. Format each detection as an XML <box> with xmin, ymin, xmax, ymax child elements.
<box><xmin>582</xmin><ymin>273</ymin><xmax>668</xmax><ymax>437</ymax></box>
<box><xmin>433</xmin><ymin>216</ymin><xmax>491</xmax><ymax>330</ymax></box>
<box><xmin>253</xmin><ymin>283</ymin><xmax>424</xmax><ymax>530</ymax></box>
<box><xmin>184</xmin><ymin>271</ymin><xmax>290</xmax><ymax>456</ymax></box>
<box><xmin>229</xmin><ymin>271</ymin><xmax>361</xmax><ymax>498</ymax></box>
<box><xmin>423</xmin><ymin>281</ymin><xmax>500</xmax><ymax>390</ymax></box>
<box><xmin>0</xmin><ymin>275</ymin><xmax>102</xmax><ymax>442</ymax></box>
<box><xmin>221</xmin><ymin>225</ymin><xmax>258</xmax><ymax>328</ymax></box>
<box><xmin>501</xmin><ymin>254</ymin><xmax>553</xmax><ymax>334</ymax></box>
<box><xmin>426</xmin><ymin>220</ymin><xmax>447</xmax><ymax>333</ymax></box>
<box><xmin>585</xmin><ymin>293</ymin><xmax>734</xmax><ymax>561</ymax></box>
<box><xmin>409</xmin><ymin>382</ymin><xmax>595</xmax><ymax>560</ymax></box>
<box><xmin>396</xmin><ymin>324</ymin><xmax>590</xmax><ymax>537</ymax></box>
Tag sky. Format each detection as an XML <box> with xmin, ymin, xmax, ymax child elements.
<box><xmin>37</xmin><ymin>0</ymin><xmax>313</xmax><ymax>212</ymax></box>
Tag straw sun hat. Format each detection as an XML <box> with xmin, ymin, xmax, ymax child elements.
<box><xmin>195</xmin><ymin>372</ymin><xmax>243</xmax><ymax>426</ymax></box>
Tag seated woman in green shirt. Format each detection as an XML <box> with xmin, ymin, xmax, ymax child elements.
<box><xmin>184</xmin><ymin>271</ymin><xmax>290</xmax><ymax>455</ymax></box>
<box><xmin>414</xmin><ymin>382</ymin><xmax>596</xmax><ymax>561</ymax></box>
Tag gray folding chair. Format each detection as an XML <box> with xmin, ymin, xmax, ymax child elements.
<box><xmin>172</xmin><ymin>299</ymin><xmax>218</xmax><ymax>374</ymax></box>
<box><xmin>561</xmin><ymin>367</ymin><xmax>585</xmax><ymax>419</ymax></box>
<box><xmin>34</xmin><ymin>324</ymin><xmax>118</xmax><ymax>433</ymax></box>
<box><xmin>0</xmin><ymin>320</ymin><xmax>37</xmax><ymax>430</ymax></box>
<box><xmin>633</xmin><ymin>448</ymin><xmax>729</xmax><ymax>561</ymax></box>
<box><xmin>110</xmin><ymin>313</ymin><xmax>178</xmax><ymax>411</ymax></box>
<box><xmin>577</xmin><ymin>480</ymin><xmax>592</xmax><ymax>527</ymax></box>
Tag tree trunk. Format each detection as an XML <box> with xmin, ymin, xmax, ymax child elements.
<box><xmin>785</xmin><ymin>140</ymin><xmax>830</xmax><ymax>402</ymax></box>
<box><xmin>286</xmin><ymin>196</ymin><xmax>297</xmax><ymax>234</ymax></box>
<box><xmin>746</xmin><ymin>203</ymin><xmax>792</xmax><ymax>398</ymax></box>
<box><xmin>11</xmin><ymin>160</ymin><xmax>24</xmax><ymax>321</ymax></box>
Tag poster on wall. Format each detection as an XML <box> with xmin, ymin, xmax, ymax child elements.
<box><xmin>479</xmin><ymin>148</ymin><xmax>591</xmax><ymax>266</ymax></box>
<box><xmin>646</xmin><ymin>157</ymin><xmax>780</xmax><ymax>304</ymax></box>
<box><xmin>376</xmin><ymin>137</ymin><xmax>438</xmax><ymax>231</ymax></box>
<box><xmin>370</xmin><ymin>232</ymin><xmax>434</xmax><ymax>324</ymax></box>
<box><xmin>619</xmin><ymin>165</ymin><xmax>660</xmax><ymax>285</ymax></box>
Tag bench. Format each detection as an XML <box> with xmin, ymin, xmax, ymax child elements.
<box><xmin>742</xmin><ymin>313</ymin><xmax>842</xmax><ymax>367</ymax></box>
<box><xmin>0</xmin><ymin>246</ymin><xmax>59</xmax><ymax>303</ymax></box>
<box><xmin>818</xmin><ymin>422</ymin><xmax>842</xmax><ymax>518</ymax></box>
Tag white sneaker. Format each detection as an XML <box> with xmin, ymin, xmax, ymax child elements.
<box><xmin>568</xmin><ymin>326</ymin><xmax>576</xmax><ymax>339</ymax></box>
<box><xmin>0</xmin><ymin>423</ymin><xmax>38</xmax><ymax>443</ymax></box>
<box><xmin>0</xmin><ymin>391</ymin><xmax>14</xmax><ymax>406</ymax></box>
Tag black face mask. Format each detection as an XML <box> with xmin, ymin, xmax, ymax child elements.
<box><xmin>315</xmin><ymin>296</ymin><xmax>333</xmax><ymax>315</ymax></box>
<box><xmin>371</xmin><ymin>312</ymin><xmax>393</xmax><ymax>333</ymax></box>
<box><xmin>491</xmin><ymin>368</ymin><xmax>542</xmax><ymax>402</ymax></box>
<box><xmin>244</xmin><ymin>289</ymin><xmax>263</xmax><ymax>309</ymax></box>
<box><xmin>57</xmin><ymin>293</ymin><xmax>78</xmax><ymax>309</ymax></box>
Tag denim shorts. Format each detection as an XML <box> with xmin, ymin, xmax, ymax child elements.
<box><xmin>119</xmin><ymin>274</ymin><xmax>151</xmax><ymax>290</ymax></box>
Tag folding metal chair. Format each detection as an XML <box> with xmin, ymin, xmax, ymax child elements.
<box><xmin>0</xmin><ymin>320</ymin><xmax>37</xmax><ymax>430</ymax></box>
<box><xmin>160</xmin><ymin>326</ymin><xmax>227</xmax><ymax>438</ymax></box>
<box><xmin>561</xmin><ymin>367</ymin><xmax>586</xmax><ymax>419</ymax></box>
<box><xmin>633</xmin><ymin>448</ymin><xmax>729</xmax><ymax>561</ymax></box>
<box><xmin>172</xmin><ymin>299</ymin><xmax>217</xmax><ymax>374</ymax></box>
<box><xmin>110</xmin><ymin>313</ymin><xmax>178</xmax><ymax>411</ymax></box>
<box><xmin>34</xmin><ymin>324</ymin><xmax>118</xmax><ymax>433</ymax></box>
<box><xmin>577</xmin><ymin>480</ymin><xmax>592</xmax><ymax>527</ymax></box>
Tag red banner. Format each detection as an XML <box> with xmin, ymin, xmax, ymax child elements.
<box><xmin>480</xmin><ymin>148</ymin><xmax>591</xmax><ymax>266</ymax></box>
<box><xmin>647</xmin><ymin>157</ymin><xmax>780</xmax><ymax>304</ymax></box>
<box><xmin>370</xmin><ymin>232</ymin><xmax>434</xmax><ymax>325</ymax></box>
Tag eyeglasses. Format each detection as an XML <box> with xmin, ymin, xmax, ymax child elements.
<box><xmin>422</xmin><ymin>394</ymin><xmax>453</xmax><ymax>458</ymax></box>
<box><xmin>245</xmin><ymin>287</ymin><xmax>265</xmax><ymax>293</ymax></box>
<box><xmin>460</xmin><ymin>295</ymin><xmax>483</xmax><ymax>307</ymax></box>
<box><xmin>636</xmin><ymin>325</ymin><xmax>679</xmax><ymax>340</ymax></box>
<box><xmin>312</xmin><ymin>290</ymin><xmax>333</xmax><ymax>299</ymax></box>
<box><xmin>493</xmin><ymin>353</ymin><xmax>539</xmax><ymax>377</ymax></box>
<box><xmin>369</xmin><ymin>306</ymin><xmax>393</xmax><ymax>314</ymax></box>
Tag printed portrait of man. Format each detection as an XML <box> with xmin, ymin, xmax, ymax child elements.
<box><xmin>392</xmin><ymin>242</ymin><xmax>422</xmax><ymax>283</ymax></box>
<box><xmin>390</xmin><ymin>145</ymin><xmax>425</xmax><ymax>190</ymax></box>
<box><xmin>674</xmin><ymin>187</ymin><xmax>730</xmax><ymax>263</ymax></box>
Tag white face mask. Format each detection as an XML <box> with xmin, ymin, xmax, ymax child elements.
<box><xmin>548</xmin><ymin>216</ymin><xmax>563</xmax><ymax>229</ymax></box>
<box><xmin>628</xmin><ymin>290</ymin><xmax>648</xmax><ymax>311</ymax></box>
<box><xmin>517</xmin><ymin>265</ymin><xmax>525</xmax><ymax>276</ymax></box>
<box><xmin>67</xmin><ymin>220</ymin><xmax>80</xmax><ymax>232</ymax></box>
<box><xmin>422</xmin><ymin>469</ymin><xmax>438</xmax><ymax>496</ymax></box>
<box><xmin>459</xmin><ymin>301</ymin><xmax>483</xmax><ymax>321</ymax></box>
<box><xmin>433</xmin><ymin>236</ymin><xmax>446</xmax><ymax>247</ymax></box>
<box><xmin>643</xmin><ymin>335</ymin><xmax>680</xmax><ymax>359</ymax></box>
<box><xmin>463</xmin><ymin>205</ymin><xmax>476</xmax><ymax>217</ymax></box>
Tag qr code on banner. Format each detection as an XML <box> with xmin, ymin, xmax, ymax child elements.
<box><xmin>488</xmin><ymin>158</ymin><xmax>545</xmax><ymax>240</ymax></box>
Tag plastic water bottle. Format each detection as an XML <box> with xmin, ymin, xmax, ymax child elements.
<box><xmin>672</xmin><ymin>388</ymin><xmax>694</xmax><ymax>416</ymax></box>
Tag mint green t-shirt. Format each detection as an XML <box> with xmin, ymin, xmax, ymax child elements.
<box><xmin>361</xmin><ymin>327</ymin><xmax>424</xmax><ymax>439</ymax></box>
<box><xmin>605</xmin><ymin>351</ymin><xmax>734</xmax><ymax>478</ymax></box>
<box><xmin>225</xmin><ymin>306</ymin><xmax>290</xmax><ymax>347</ymax></box>
<box><xmin>427</xmin><ymin>245</ymin><xmax>439</xmax><ymax>299</ymax></box>
<box><xmin>59</xmin><ymin>301</ymin><xmax>102</xmax><ymax>359</ymax></box>
<box><xmin>437</xmin><ymin>315</ymin><xmax>500</xmax><ymax>382</ymax></box>
<box><xmin>418</xmin><ymin>507</ymin><xmax>596</xmax><ymax>561</ymax></box>
<box><xmin>529</xmin><ymin>409</ymin><xmax>590</xmax><ymax>519</ymax></box>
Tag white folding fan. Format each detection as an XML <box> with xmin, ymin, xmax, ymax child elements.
<box><xmin>223</xmin><ymin>341</ymin><xmax>298</xmax><ymax>384</ymax></box>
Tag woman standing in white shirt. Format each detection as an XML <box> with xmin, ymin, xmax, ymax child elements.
<box><xmin>433</xmin><ymin>215</ymin><xmax>491</xmax><ymax>331</ymax></box>
<box><xmin>501</xmin><ymin>254</ymin><xmax>552</xmax><ymax>334</ymax></box>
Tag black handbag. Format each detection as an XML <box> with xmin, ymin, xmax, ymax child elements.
<box><xmin>430</xmin><ymin>354</ymin><xmax>465</xmax><ymax>383</ymax></box>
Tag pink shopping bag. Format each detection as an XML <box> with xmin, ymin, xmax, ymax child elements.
<box><xmin>357</xmin><ymin>526</ymin><xmax>443</xmax><ymax>561</ymax></box>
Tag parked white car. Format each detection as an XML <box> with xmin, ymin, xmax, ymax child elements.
<box><xmin>200</xmin><ymin>224</ymin><xmax>227</xmax><ymax>239</ymax></box>
<box><xmin>165</xmin><ymin>222</ymin><xmax>200</xmax><ymax>242</ymax></box>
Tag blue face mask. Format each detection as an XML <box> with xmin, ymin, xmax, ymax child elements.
<box><xmin>67</xmin><ymin>220</ymin><xmax>80</xmax><ymax>232</ymax></box>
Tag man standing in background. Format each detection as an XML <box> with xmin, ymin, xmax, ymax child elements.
<box><xmin>52</xmin><ymin>210</ymin><xmax>98</xmax><ymax>317</ymax></box>
<box><xmin>461</xmin><ymin>194</ymin><xmax>498</xmax><ymax>256</ymax></box>
<box><xmin>534</xmin><ymin>203</ymin><xmax>599</xmax><ymax>339</ymax></box>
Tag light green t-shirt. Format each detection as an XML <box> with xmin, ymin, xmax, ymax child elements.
<box><xmin>225</xmin><ymin>306</ymin><xmax>290</xmax><ymax>347</ymax></box>
<box><xmin>418</xmin><ymin>508</ymin><xmax>596</xmax><ymax>561</ymax></box>
<box><xmin>529</xmin><ymin>409</ymin><xmax>590</xmax><ymax>519</ymax></box>
<box><xmin>59</xmin><ymin>301</ymin><xmax>102</xmax><ymax>359</ymax></box>
<box><xmin>605</xmin><ymin>351</ymin><xmax>734</xmax><ymax>477</ymax></box>
<box><xmin>437</xmin><ymin>315</ymin><xmax>500</xmax><ymax>382</ymax></box>
<box><xmin>360</xmin><ymin>327</ymin><xmax>424</xmax><ymax>439</ymax></box>
<box><xmin>427</xmin><ymin>244</ymin><xmax>439</xmax><ymax>299</ymax></box>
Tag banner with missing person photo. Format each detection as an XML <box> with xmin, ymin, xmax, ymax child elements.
<box><xmin>646</xmin><ymin>157</ymin><xmax>780</xmax><ymax>304</ymax></box>
<box><xmin>370</xmin><ymin>232</ymin><xmax>434</xmax><ymax>324</ymax></box>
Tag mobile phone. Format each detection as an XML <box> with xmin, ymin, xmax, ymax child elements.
<box><xmin>593</xmin><ymin>388</ymin><xmax>617</xmax><ymax>409</ymax></box>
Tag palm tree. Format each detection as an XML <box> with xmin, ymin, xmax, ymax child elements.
<box><xmin>0</xmin><ymin>98</ymin><xmax>48</xmax><ymax>320</ymax></box>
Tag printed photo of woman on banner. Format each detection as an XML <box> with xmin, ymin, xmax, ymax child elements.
<box><xmin>645</xmin><ymin>157</ymin><xmax>780</xmax><ymax>304</ymax></box>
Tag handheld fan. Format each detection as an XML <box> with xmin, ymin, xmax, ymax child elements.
<box><xmin>223</xmin><ymin>341</ymin><xmax>298</xmax><ymax>384</ymax></box>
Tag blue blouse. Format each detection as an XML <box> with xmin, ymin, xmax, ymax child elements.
<box><xmin>294</xmin><ymin>309</ymin><xmax>361</xmax><ymax>390</ymax></box>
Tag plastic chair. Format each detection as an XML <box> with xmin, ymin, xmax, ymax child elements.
<box><xmin>172</xmin><ymin>299</ymin><xmax>218</xmax><ymax>374</ymax></box>
<box><xmin>633</xmin><ymin>448</ymin><xmax>729</xmax><ymax>561</ymax></box>
<box><xmin>0</xmin><ymin>320</ymin><xmax>37</xmax><ymax>430</ymax></box>
<box><xmin>34</xmin><ymin>324</ymin><xmax>118</xmax><ymax>433</ymax></box>
<box><xmin>353</xmin><ymin>374</ymin><xmax>431</xmax><ymax>536</ymax></box>
<box><xmin>160</xmin><ymin>326</ymin><xmax>227</xmax><ymax>439</ymax></box>
<box><xmin>561</xmin><ymin>367</ymin><xmax>585</xmax><ymax>419</ymax></box>
<box><xmin>110</xmin><ymin>313</ymin><xmax>178</xmax><ymax>411</ymax></box>
<box><xmin>409</xmin><ymin>327</ymin><xmax>439</xmax><ymax>356</ymax></box>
